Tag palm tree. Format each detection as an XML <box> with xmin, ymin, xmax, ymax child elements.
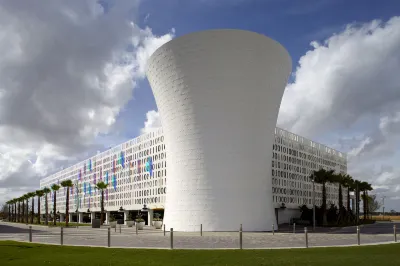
<box><xmin>21</xmin><ymin>195</ymin><xmax>25</xmax><ymax>223</ymax></box>
<box><xmin>36</xmin><ymin>190</ymin><xmax>44</xmax><ymax>224</ymax></box>
<box><xmin>25</xmin><ymin>193</ymin><xmax>31</xmax><ymax>223</ymax></box>
<box><xmin>7</xmin><ymin>200</ymin><xmax>12</xmax><ymax>222</ymax></box>
<box><xmin>61</xmin><ymin>180</ymin><xmax>73</xmax><ymax>227</ymax></box>
<box><xmin>6</xmin><ymin>200</ymin><xmax>11</xmax><ymax>221</ymax></box>
<box><xmin>360</xmin><ymin>181</ymin><xmax>373</xmax><ymax>220</ymax></box>
<box><xmin>332</xmin><ymin>173</ymin><xmax>344</xmax><ymax>209</ymax></box>
<box><xmin>22</xmin><ymin>194</ymin><xmax>29</xmax><ymax>224</ymax></box>
<box><xmin>354</xmin><ymin>179</ymin><xmax>362</xmax><ymax>224</ymax></box>
<box><xmin>11</xmin><ymin>199</ymin><xmax>16</xmax><ymax>222</ymax></box>
<box><xmin>9</xmin><ymin>199</ymin><xmax>14</xmax><ymax>222</ymax></box>
<box><xmin>51</xmin><ymin>184</ymin><xmax>61</xmax><ymax>225</ymax></box>
<box><xmin>43</xmin><ymin>187</ymin><xmax>51</xmax><ymax>225</ymax></box>
<box><xmin>310</xmin><ymin>168</ymin><xmax>335</xmax><ymax>226</ymax></box>
<box><xmin>17</xmin><ymin>197</ymin><xmax>22</xmax><ymax>223</ymax></box>
<box><xmin>342</xmin><ymin>174</ymin><xmax>354</xmax><ymax>212</ymax></box>
<box><xmin>96</xmin><ymin>181</ymin><xmax>108</xmax><ymax>225</ymax></box>
<box><xmin>28</xmin><ymin>192</ymin><xmax>36</xmax><ymax>224</ymax></box>
<box><xmin>14</xmin><ymin>198</ymin><xmax>18</xmax><ymax>222</ymax></box>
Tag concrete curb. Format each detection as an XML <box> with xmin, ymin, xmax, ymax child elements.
<box><xmin>3</xmin><ymin>239</ymin><xmax>398</xmax><ymax>251</ymax></box>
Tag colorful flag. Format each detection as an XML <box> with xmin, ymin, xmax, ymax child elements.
<box><xmin>113</xmin><ymin>175</ymin><xmax>117</xmax><ymax>191</ymax></box>
<box><xmin>120</xmin><ymin>151</ymin><xmax>125</xmax><ymax>168</ymax></box>
<box><xmin>146</xmin><ymin>157</ymin><xmax>153</xmax><ymax>176</ymax></box>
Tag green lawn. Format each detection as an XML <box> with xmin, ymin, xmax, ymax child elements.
<box><xmin>0</xmin><ymin>241</ymin><xmax>399</xmax><ymax>266</ymax></box>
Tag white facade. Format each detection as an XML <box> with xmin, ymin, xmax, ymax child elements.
<box><xmin>39</xmin><ymin>127</ymin><xmax>347</xmax><ymax>227</ymax></box>
<box><xmin>39</xmin><ymin>30</ymin><xmax>348</xmax><ymax>231</ymax></box>
<box><xmin>146</xmin><ymin>29</ymin><xmax>291</xmax><ymax>231</ymax></box>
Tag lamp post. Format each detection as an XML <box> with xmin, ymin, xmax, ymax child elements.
<box><xmin>312</xmin><ymin>178</ymin><xmax>316</xmax><ymax>231</ymax></box>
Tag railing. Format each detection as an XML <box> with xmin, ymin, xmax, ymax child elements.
<box><xmin>1</xmin><ymin>222</ymin><xmax>398</xmax><ymax>250</ymax></box>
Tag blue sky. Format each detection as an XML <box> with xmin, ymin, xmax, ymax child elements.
<box><xmin>118</xmin><ymin>0</ymin><xmax>400</xmax><ymax>141</ymax></box>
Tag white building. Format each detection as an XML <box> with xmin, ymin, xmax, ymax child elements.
<box><xmin>40</xmin><ymin>127</ymin><xmax>347</xmax><ymax>227</ymax></box>
<box><xmin>39</xmin><ymin>30</ymin><xmax>347</xmax><ymax>230</ymax></box>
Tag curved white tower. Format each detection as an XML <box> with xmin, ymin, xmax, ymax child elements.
<box><xmin>146</xmin><ymin>29</ymin><xmax>292</xmax><ymax>231</ymax></box>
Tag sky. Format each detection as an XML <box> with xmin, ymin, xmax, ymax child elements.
<box><xmin>0</xmin><ymin>0</ymin><xmax>400</xmax><ymax>211</ymax></box>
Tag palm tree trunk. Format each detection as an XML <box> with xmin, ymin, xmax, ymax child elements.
<box><xmin>65</xmin><ymin>189</ymin><xmax>70</xmax><ymax>227</ymax></box>
<box><xmin>22</xmin><ymin>201</ymin><xmax>25</xmax><ymax>223</ymax></box>
<box><xmin>37</xmin><ymin>196</ymin><xmax>41</xmax><ymax>224</ymax></box>
<box><xmin>45</xmin><ymin>194</ymin><xmax>49</xmax><ymax>225</ymax></box>
<box><xmin>322</xmin><ymin>182</ymin><xmax>327</xmax><ymax>226</ymax></box>
<box><xmin>31</xmin><ymin>198</ymin><xmax>34</xmax><ymax>224</ymax></box>
<box><xmin>100</xmin><ymin>190</ymin><xmax>104</xmax><ymax>225</ymax></box>
<box><xmin>347</xmin><ymin>188</ymin><xmax>351</xmax><ymax>211</ymax></box>
<box><xmin>26</xmin><ymin>199</ymin><xmax>29</xmax><ymax>224</ymax></box>
<box><xmin>53</xmin><ymin>192</ymin><xmax>57</xmax><ymax>225</ymax></box>
<box><xmin>18</xmin><ymin>202</ymin><xmax>21</xmax><ymax>223</ymax></box>
<box><xmin>363</xmin><ymin>191</ymin><xmax>367</xmax><ymax>220</ymax></box>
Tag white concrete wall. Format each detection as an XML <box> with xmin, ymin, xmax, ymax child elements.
<box><xmin>146</xmin><ymin>29</ymin><xmax>292</xmax><ymax>231</ymax></box>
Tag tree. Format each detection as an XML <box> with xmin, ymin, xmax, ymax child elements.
<box><xmin>13</xmin><ymin>199</ymin><xmax>18</xmax><ymax>222</ymax></box>
<box><xmin>51</xmin><ymin>184</ymin><xmax>61</xmax><ymax>225</ymax></box>
<box><xmin>28</xmin><ymin>192</ymin><xmax>36</xmax><ymax>224</ymax></box>
<box><xmin>36</xmin><ymin>190</ymin><xmax>44</xmax><ymax>224</ymax></box>
<box><xmin>310</xmin><ymin>168</ymin><xmax>335</xmax><ymax>226</ymax></box>
<box><xmin>359</xmin><ymin>181</ymin><xmax>373</xmax><ymax>220</ymax></box>
<box><xmin>20</xmin><ymin>196</ymin><xmax>25</xmax><ymax>223</ymax></box>
<box><xmin>43</xmin><ymin>187</ymin><xmax>51</xmax><ymax>225</ymax></box>
<box><xmin>17</xmin><ymin>197</ymin><xmax>22</xmax><ymax>223</ymax></box>
<box><xmin>23</xmin><ymin>194</ymin><xmax>30</xmax><ymax>224</ymax></box>
<box><xmin>342</xmin><ymin>174</ymin><xmax>354</xmax><ymax>212</ymax></box>
<box><xmin>61</xmin><ymin>180</ymin><xmax>73</xmax><ymax>227</ymax></box>
<box><xmin>367</xmin><ymin>194</ymin><xmax>382</xmax><ymax>214</ymax></box>
<box><xmin>10</xmin><ymin>199</ymin><xmax>15</xmax><ymax>222</ymax></box>
<box><xmin>354</xmin><ymin>179</ymin><xmax>362</xmax><ymax>224</ymax></box>
<box><xmin>6</xmin><ymin>200</ymin><xmax>11</xmax><ymax>221</ymax></box>
<box><xmin>332</xmin><ymin>173</ymin><xmax>345</xmax><ymax>209</ymax></box>
<box><xmin>96</xmin><ymin>181</ymin><xmax>108</xmax><ymax>225</ymax></box>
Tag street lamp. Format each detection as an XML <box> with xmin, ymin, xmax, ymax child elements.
<box><xmin>312</xmin><ymin>177</ymin><xmax>316</xmax><ymax>231</ymax></box>
<box><xmin>382</xmin><ymin>196</ymin><xmax>386</xmax><ymax>220</ymax></box>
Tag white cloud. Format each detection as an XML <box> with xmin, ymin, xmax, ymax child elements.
<box><xmin>141</xmin><ymin>110</ymin><xmax>162</xmax><ymax>134</ymax></box>
<box><xmin>0</xmin><ymin>0</ymin><xmax>174</xmax><ymax>202</ymax></box>
<box><xmin>278</xmin><ymin>16</ymin><xmax>400</xmax><ymax>210</ymax></box>
<box><xmin>278</xmin><ymin>17</ymin><xmax>400</xmax><ymax>136</ymax></box>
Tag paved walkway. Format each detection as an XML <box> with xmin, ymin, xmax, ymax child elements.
<box><xmin>0</xmin><ymin>222</ymin><xmax>398</xmax><ymax>249</ymax></box>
